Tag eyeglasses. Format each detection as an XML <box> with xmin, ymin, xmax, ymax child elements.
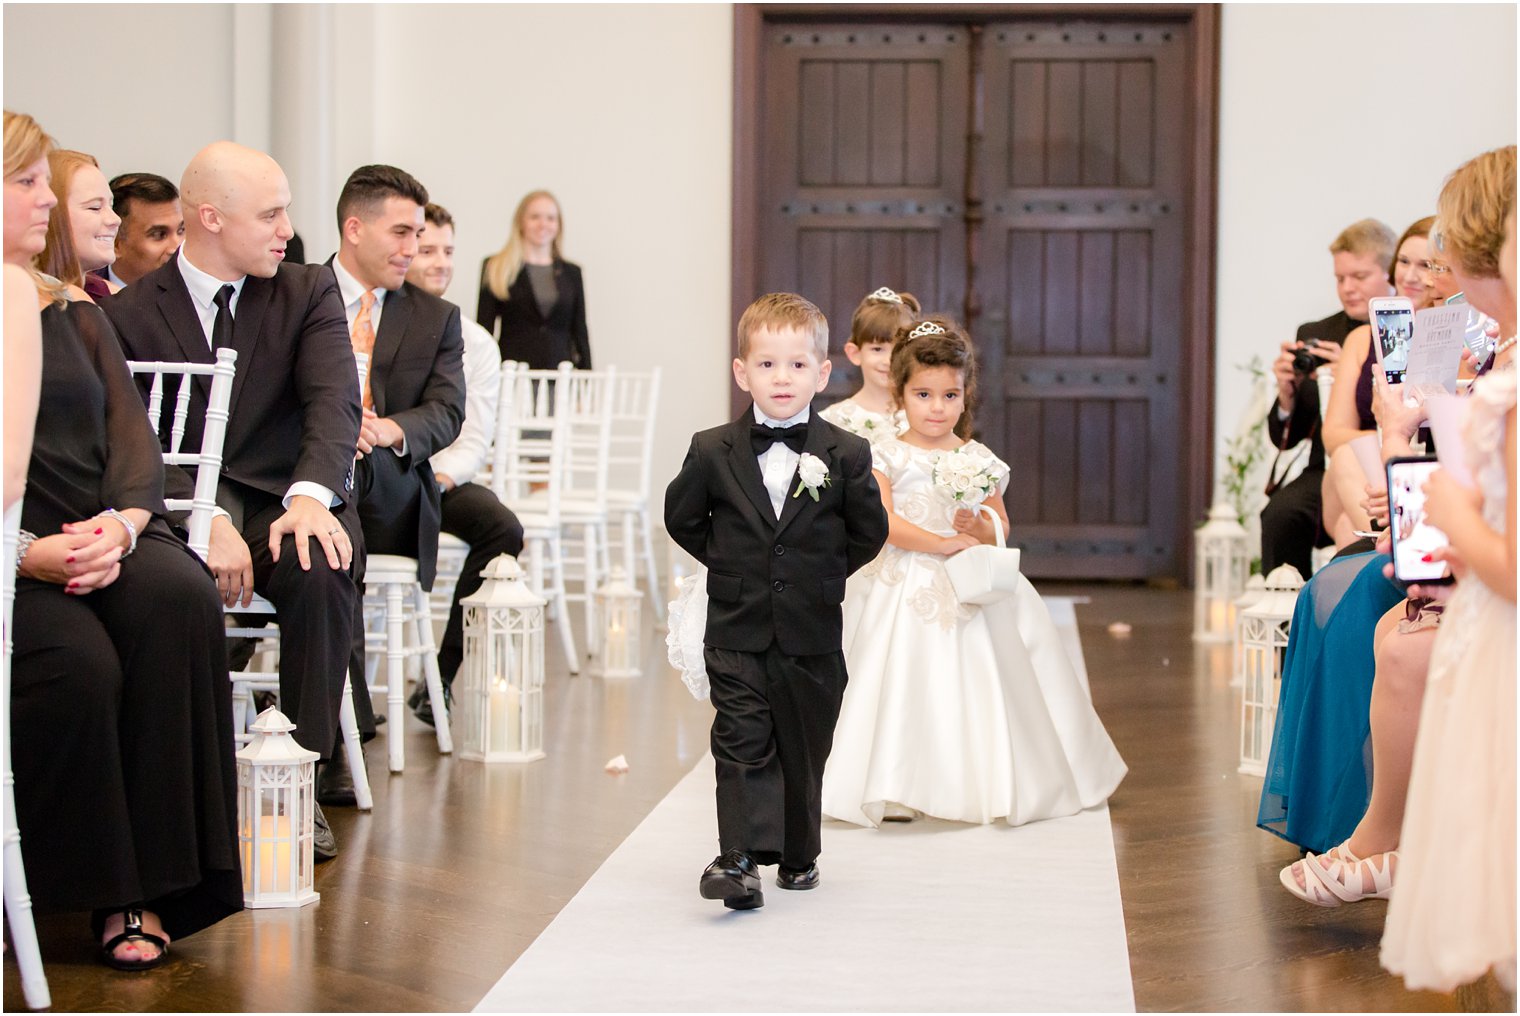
<box><xmin>1426</xmin><ymin>262</ymin><xmax>1453</xmax><ymax>276</ymax></box>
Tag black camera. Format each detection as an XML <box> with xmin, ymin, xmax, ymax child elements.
<box><xmin>1292</xmin><ymin>345</ymin><xmax>1332</xmax><ymax>375</ymax></box>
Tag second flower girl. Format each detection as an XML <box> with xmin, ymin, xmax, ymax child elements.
<box><xmin>821</xmin><ymin>318</ymin><xmax>1127</xmax><ymax>827</ymax></box>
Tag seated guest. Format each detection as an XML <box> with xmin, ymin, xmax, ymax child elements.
<box><xmin>1262</xmin><ymin>219</ymin><xmax>1396</xmax><ymax>578</ymax></box>
<box><xmin>404</xmin><ymin>201</ymin><xmax>525</xmax><ymax>724</ymax></box>
<box><xmin>102</xmin><ymin>141</ymin><xmax>362</xmax><ymax>859</ymax></box>
<box><xmin>1381</xmin><ymin>150</ymin><xmax>1515</xmax><ymax>994</ymax></box>
<box><xmin>1320</xmin><ymin>218</ymin><xmax>1442</xmax><ymax>548</ymax></box>
<box><xmin>320</xmin><ymin>165</ymin><xmax>464</xmax><ymax>791</ymax></box>
<box><xmin>36</xmin><ymin>149</ymin><xmax>121</xmax><ymax>300</ymax></box>
<box><xmin>4</xmin><ymin>109</ymin><xmax>240</xmax><ymax>970</ymax></box>
<box><xmin>5</xmin><ymin>259</ymin><xmax>42</xmax><ymax>507</ymax></box>
<box><xmin>106</xmin><ymin>171</ymin><xmax>183</xmax><ymax>287</ymax></box>
<box><xmin>1280</xmin><ymin>150</ymin><xmax>1516</xmax><ymax>983</ymax></box>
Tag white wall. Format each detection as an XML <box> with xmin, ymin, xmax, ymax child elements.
<box><xmin>4</xmin><ymin>2</ymin><xmax>734</xmax><ymax>496</ymax></box>
<box><xmin>7</xmin><ymin>3</ymin><xmax>1515</xmax><ymax>514</ymax></box>
<box><xmin>1214</xmin><ymin>3</ymin><xmax>1517</xmax><ymax>460</ymax></box>
<box><xmin>2</xmin><ymin>4</ymin><xmax>238</xmax><ymax>181</ymax></box>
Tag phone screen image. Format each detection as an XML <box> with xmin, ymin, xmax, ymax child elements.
<box><xmin>1386</xmin><ymin>457</ymin><xmax>1451</xmax><ymax>584</ymax></box>
<box><xmin>1373</xmin><ymin>305</ymin><xmax>1415</xmax><ymax>383</ymax></box>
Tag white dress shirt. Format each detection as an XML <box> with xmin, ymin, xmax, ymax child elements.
<box><xmin>105</xmin><ymin>265</ymin><xmax>128</xmax><ymax>289</ymax></box>
<box><xmin>753</xmin><ymin>404</ymin><xmax>809</xmax><ymax>519</ymax></box>
<box><xmin>176</xmin><ymin>249</ymin><xmax>338</xmax><ymax>510</ymax></box>
<box><xmin>428</xmin><ymin>315</ymin><xmax>500</xmax><ymax>487</ymax></box>
<box><xmin>331</xmin><ymin>255</ymin><xmax>407</xmax><ymax>457</ymax></box>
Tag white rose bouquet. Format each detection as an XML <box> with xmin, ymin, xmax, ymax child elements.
<box><xmin>931</xmin><ymin>448</ymin><xmax>1008</xmax><ymax>507</ymax></box>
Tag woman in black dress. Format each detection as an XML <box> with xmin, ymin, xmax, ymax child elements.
<box><xmin>5</xmin><ymin>110</ymin><xmax>240</xmax><ymax>971</ymax></box>
<box><xmin>477</xmin><ymin>189</ymin><xmax>591</xmax><ymax>369</ymax></box>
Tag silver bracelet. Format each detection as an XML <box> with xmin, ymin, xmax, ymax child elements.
<box><xmin>100</xmin><ymin>508</ymin><xmax>138</xmax><ymax>558</ymax></box>
<box><xmin>15</xmin><ymin>529</ymin><xmax>37</xmax><ymax>576</ymax></box>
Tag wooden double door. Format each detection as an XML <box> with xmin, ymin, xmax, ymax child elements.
<box><xmin>736</xmin><ymin>7</ymin><xmax>1218</xmax><ymax>581</ymax></box>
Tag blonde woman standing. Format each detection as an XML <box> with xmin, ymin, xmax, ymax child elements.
<box><xmin>477</xmin><ymin>189</ymin><xmax>591</xmax><ymax>368</ymax></box>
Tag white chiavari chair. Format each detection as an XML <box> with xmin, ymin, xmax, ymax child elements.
<box><xmin>128</xmin><ymin>350</ymin><xmax>373</xmax><ymax>810</ymax></box>
<box><xmin>604</xmin><ymin>367</ymin><xmax>663</xmax><ymax>619</ymax></box>
<box><xmin>3</xmin><ymin>501</ymin><xmax>49</xmax><ymax>1010</ymax></box>
<box><xmin>520</xmin><ymin>364</ymin><xmax>616</xmax><ymax>650</ymax></box>
<box><xmin>491</xmin><ymin>361</ymin><xmax>580</xmax><ymax>671</ymax></box>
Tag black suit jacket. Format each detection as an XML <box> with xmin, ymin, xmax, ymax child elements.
<box><xmin>101</xmin><ymin>259</ymin><xmax>362</xmax><ymax>511</ymax></box>
<box><xmin>664</xmin><ymin>412</ymin><xmax>889</xmax><ymax>656</ymax></box>
<box><xmin>340</xmin><ymin>267</ymin><xmax>466</xmax><ymax>587</ymax></box>
<box><xmin>476</xmin><ymin>258</ymin><xmax>591</xmax><ymax>369</ymax></box>
<box><xmin>1267</xmin><ymin>309</ymin><xmax>1364</xmax><ymax>474</ymax></box>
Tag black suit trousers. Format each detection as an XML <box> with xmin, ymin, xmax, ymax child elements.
<box><xmin>234</xmin><ymin>485</ymin><xmax>362</xmax><ymax>759</ymax></box>
<box><xmin>1260</xmin><ymin>467</ymin><xmax>1330</xmax><ymax>579</ymax></box>
<box><xmin>437</xmin><ymin>481</ymin><xmax>525</xmax><ymax>684</ymax></box>
<box><xmin>704</xmin><ymin>643</ymin><xmax>848</xmax><ymax>869</ymax></box>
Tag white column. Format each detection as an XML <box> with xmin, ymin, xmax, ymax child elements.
<box><xmin>270</xmin><ymin>4</ymin><xmax>338</xmax><ymax>259</ymax></box>
<box><xmin>231</xmin><ymin>5</ymin><xmax>273</xmax><ymax>155</ymax></box>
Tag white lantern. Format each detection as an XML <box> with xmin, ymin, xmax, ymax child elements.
<box><xmin>236</xmin><ymin>708</ymin><xmax>319</xmax><ymax>908</ymax></box>
<box><xmin>593</xmin><ymin>566</ymin><xmax>642</xmax><ymax>678</ymax></box>
<box><xmin>1230</xmin><ymin>573</ymin><xmax>1269</xmax><ymax>687</ymax></box>
<box><xmin>458</xmin><ymin>555</ymin><xmax>546</xmax><ymax>763</ymax></box>
<box><xmin>1193</xmin><ymin>501</ymin><xmax>1250</xmax><ymax>643</ymax></box>
<box><xmin>1238</xmin><ymin>564</ymin><xmax>1304</xmax><ymax>776</ymax></box>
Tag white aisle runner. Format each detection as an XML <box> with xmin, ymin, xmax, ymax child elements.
<box><xmin>475</xmin><ymin>598</ymin><xmax>1133</xmax><ymax>1013</ymax></box>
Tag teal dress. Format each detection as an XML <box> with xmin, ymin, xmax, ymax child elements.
<box><xmin>1257</xmin><ymin>551</ymin><xmax>1405</xmax><ymax>853</ymax></box>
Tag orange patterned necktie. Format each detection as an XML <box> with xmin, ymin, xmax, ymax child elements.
<box><xmin>351</xmin><ymin>290</ymin><xmax>377</xmax><ymax>409</ymax></box>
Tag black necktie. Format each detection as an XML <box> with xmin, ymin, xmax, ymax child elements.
<box><xmin>212</xmin><ymin>284</ymin><xmax>235</xmax><ymax>352</ymax></box>
<box><xmin>751</xmin><ymin>421</ymin><xmax>807</xmax><ymax>456</ymax></box>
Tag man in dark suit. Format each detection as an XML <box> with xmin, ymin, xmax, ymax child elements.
<box><xmin>1261</xmin><ymin>218</ymin><xmax>1396</xmax><ymax>577</ymax></box>
<box><xmin>321</xmin><ymin>166</ymin><xmax>465</xmax><ymax>785</ymax></box>
<box><xmin>665</xmin><ymin>293</ymin><xmax>889</xmax><ymax>910</ymax></box>
<box><xmin>101</xmin><ymin>141</ymin><xmax>362</xmax><ymax>859</ymax></box>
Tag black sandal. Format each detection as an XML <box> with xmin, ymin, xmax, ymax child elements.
<box><xmin>99</xmin><ymin>909</ymin><xmax>169</xmax><ymax>971</ymax></box>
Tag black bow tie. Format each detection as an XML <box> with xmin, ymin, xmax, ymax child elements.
<box><xmin>751</xmin><ymin>421</ymin><xmax>808</xmax><ymax>456</ymax></box>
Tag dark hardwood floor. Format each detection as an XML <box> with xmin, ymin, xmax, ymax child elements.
<box><xmin>4</xmin><ymin>584</ymin><xmax>1506</xmax><ymax>1012</ymax></box>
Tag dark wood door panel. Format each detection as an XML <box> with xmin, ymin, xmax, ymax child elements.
<box><xmin>761</xmin><ymin>23</ymin><xmax>969</xmax><ymax>399</ymax></box>
<box><xmin>979</xmin><ymin>21</ymin><xmax>1187</xmax><ymax>578</ymax></box>
<box><xmin>741</xmin><ymin>8</ymin><xmax>1217</xmax><ymax>581</ymax></box>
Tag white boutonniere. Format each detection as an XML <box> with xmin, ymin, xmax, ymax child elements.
<box><xmin>792</xmin><ymin>452</ymin><xmax>831</xmax><ymax>501</ymax></box>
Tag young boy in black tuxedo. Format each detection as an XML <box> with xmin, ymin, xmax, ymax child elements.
<box><xmin>665</xmin><ymin>293</ymin><xmax>890</xmax><ymax>910</ymax></box>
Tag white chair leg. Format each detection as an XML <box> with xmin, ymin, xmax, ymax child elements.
<box><xmin>4</xmin><ymin>757</ymin><xmax>50</xmax><ymax>1010</ymax></box>
<box><xmin>620</xmin><ymin>510</ymin><xmax>637</xmax><ymax>579</ymax></box>
<box><xmin>385</xmin><ymin>581</ymin><xmax>406</xmax><ymax>773</ymax></box>
<box><xmin>583</xmin><ymin>522</ymin><xmax>601</xmax><ymax>656</ymax></box>
<box><xmin>639</xmin><ymin>506</ymin><xmax>664</xmax><ymax>621</ymax></box>
<box><xmin>410</xmin><ymin>583</ymin><xmax>453</xmax><ymax>755</ymax></box>
<box><xmin>548</xmin><ymin>534</ymin><xmax>580</xmax><ymax>673</ymax></box>
<box><xmin>339</xmin><ymin>675</ymin><xmax>373</xmax><ymax>811</ymax></box>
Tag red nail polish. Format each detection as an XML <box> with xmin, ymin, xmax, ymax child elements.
<box><xmin>1421</xmin><ymin>553</ymin><xmax>1434</xmax><ymax>562</ymax></box>
<box><xmin>95</xmin><ymin>528</ymin><xmax>103</xmax><ymax>535</ymax></box>
<box><xmin>65</xmin><ymin>556</ymin><xmax>75</xmax><ymax>563</ymax></box>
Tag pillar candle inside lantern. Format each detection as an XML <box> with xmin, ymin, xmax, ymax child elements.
<box><xmin>243</xmin><ymin>814</ymin><xmax>293</xmax><ymax>894</ymax></box>
<box><xmin>490</xmin><ymin>676</ymin><xmax>521</xmax><ymax>752</ymax></box>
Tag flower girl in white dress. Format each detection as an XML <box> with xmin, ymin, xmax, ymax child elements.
<box><xmin>818</xmin><ymin>286</ymin><xmax>917</xmax><ymax>444</ymax></box>
<box><xmin>821</xmin><ymin>318</ymin><xmax>1127</xmax><ymax>827</ymax></box>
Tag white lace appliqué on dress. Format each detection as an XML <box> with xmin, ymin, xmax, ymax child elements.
<box><xmin>818</xmin><ymin>398</ymin><xmax>907</xmax><ymax>445</ymax></box>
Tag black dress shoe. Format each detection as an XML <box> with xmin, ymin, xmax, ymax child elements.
<box><xmin>407</xmin><ymin>681</ymin><xmax>452</xmax><ymax>728</ymax></box>
<box><xmin>312</xmin><ymin>802</ymin><xmax>338</xmax><ymax>861</ymax></box>
<box><xmin>700</xmin><ymin>849</ymin><xmax>763</xmax><ymax>910</ymax></box>
<box><xmin>776</xmin><ymin>863</ymin><xmax>819</xmax><ymax>891</ymax></box>
<box><xmin>316</xmin><ymin>750</ymin><xmax>357</xmax><ymax>807</ymax></box>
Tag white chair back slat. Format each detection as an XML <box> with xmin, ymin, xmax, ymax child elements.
<box><xmin>558</xmin><ymin>364</ymin><xmax>616</xmax><ymax>503</ymax></box>
<box><xmin>606</xmin><ymin>367</ymin><xmax>661</xmax><ymax>500</ymax></box>
<box><xmin>492</xmin><ymin>361</ymin><xmax>570</xmax><ymax>521</ymax></box>
<box><xmin>127</xmin><ymin>349</ymin><xmax>238</xmax><ymax>559</ymax></box>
